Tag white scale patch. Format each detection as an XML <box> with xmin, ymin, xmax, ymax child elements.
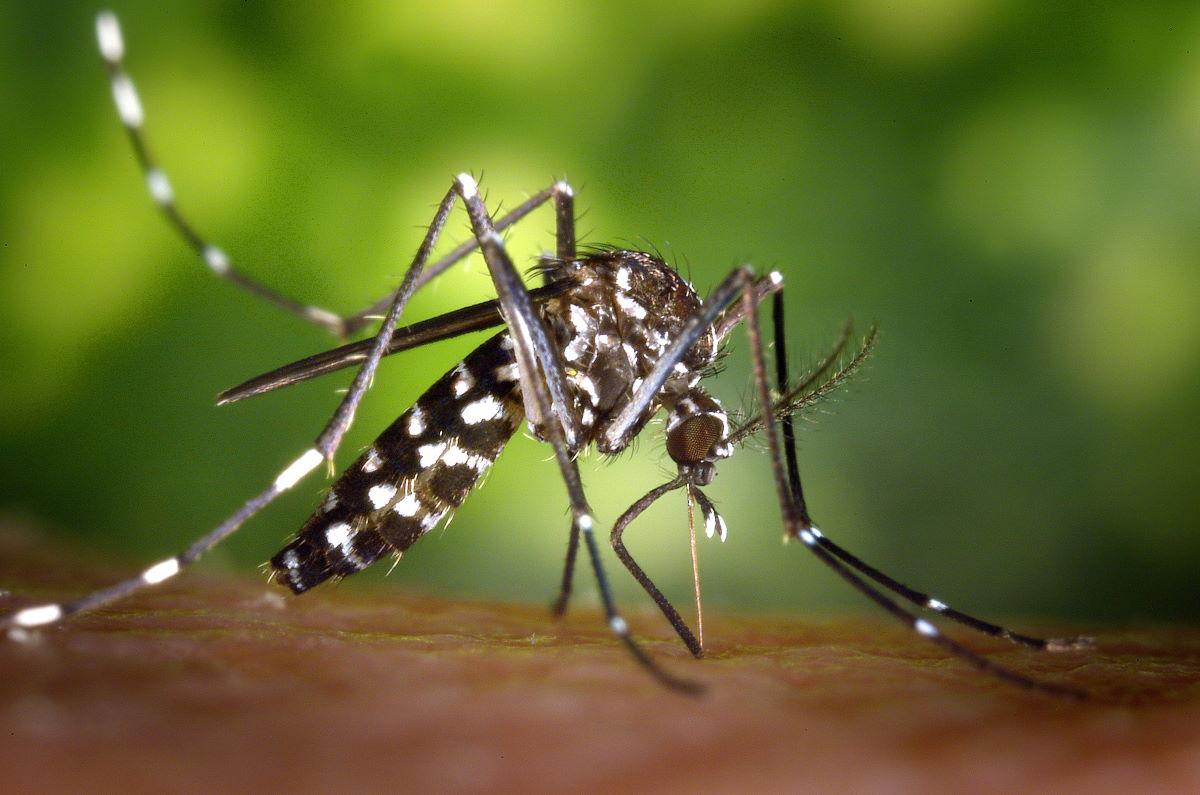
<box><xmin>325</xmin><ymin>522</ymin><xmax>353</xmax><ymax>553</ymax></box>
<box><xmin>615</xmin><ymin>267</ymin><xmax>632</xmax><ymax>290</ymax></box>
<box><xmin>456</xmin><ymin>172</ymin><xmax>478</xmax><ymax>199</ymax></box>
<box><xmin>361</xmin><ymin>447</ymin><xmax>383</xmax><ymax>473</ymax></box>
<box><xmin>13</xmin><ymin>604</ymin><xmax>63</xmax><ymax>627</ymax></box>
<box><xmin>569</xmin><ymin>305</ymin><xmax>591</xmax><ymax>333</ymax></box>
<box><xmin>392</xmin><ymin>493</ymin><xmax>422</xmax><ymax>517</ymax></box>
<box><xmin>146</xmin><ymin>169</ymin><xmax>173</xmax><ymax>205</ymax></box>
<box><xmin>461</xmin><ymin>395</ymin><xmax>505</xmax><ymax>424</ymax></box>
<box><xmin>407</xmin><ymin>406</ymin><xmax>426</xmax><ymax>436</ymax></box>
<box><xmin>203</xmin><ymin>245</ymin><xmax>231</xmax><ymax>275</ymax></box>
<box><xmin>574</xmin><ymin>374</ymin><xmax>600</xmax><ymax>405</ymax></box>
<box><xmin>563</xmin><ymin>336</ymin><xmax>588</xmax><ymax>363</ymax></box>
<box><xmin>368</xmin><ymin>483</ymin><xmax>397</xmax><ymax>509</ymax></box>
<box><xmin>495</xmin><ymin>363</ymin><xmax>520</xmax><ymax>382</ymax></box>
<box><xmin>304</xmin><ymin>306</ymin><xmax>342</xmax><ymax>328</ymax></box>
<box><xmin>646</xmin><ymin>328</ymin><xmax>669</xmax><ymax>351</ymax></box>
<box><xmin>110</xmin><ymin>74</ymin><xmax>143</xmax><ymax>128</ymax></box>
<box><xmin>141</xmin><ymin>558</ymin><xmax>180</xmax><ymax>584</ymax></box>
<box><xmin>615</xmin><ymin>294</ymin><xmax>646</xmax><ymax>319</ymax></box>
<box><xmin>95</xmin><ymin>11</ymin><xmax>124</xmax><ymax>62</ymax></box>
<box><xmin>418</xmin><ymin>442</ymin><xmax>448</xmax><ymax>468</ymax></box>
<box><xmin>442</xmin><ymin>442</ymin><xmax>489</xmax><ymax>472</ymax></box>
<box><xmin>451</xmin><ymin>365</ymin><xmax>475</xmax><ymax>397</ymax></box>
<box><xmin>703</xmin><ymin>509</ymin><xmax>728</xmax><ymax>542</ymax></box>
<box><xmin>274</xmin><ymin>448</ymin><xmax>322</xmax><ymax>490</ymax></box>
<box><xmin>421</xmin><ymin>509</ymin><xmax>448</xmax><ymax>530</ymax></box>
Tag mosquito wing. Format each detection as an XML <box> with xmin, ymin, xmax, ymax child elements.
<box><xmin>217</xmin><ymin>282</ymin><xmax>571</xmax><ymax>405</ymax></box>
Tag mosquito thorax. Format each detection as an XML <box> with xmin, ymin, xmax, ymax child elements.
<box><xmin>539</xmin><ymin>249</ymin><xmax>720</xmax><ymax>456</ymax></box>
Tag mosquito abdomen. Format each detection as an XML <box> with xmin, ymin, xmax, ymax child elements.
<box><xmin>271</xmin><ymin>332</ymin><xmax>524</xmax><ymax>592</ymax></box>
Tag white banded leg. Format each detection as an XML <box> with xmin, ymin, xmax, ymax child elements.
<box><xmin>744</xmin><ymin>274</ymin><xmax>1088</xmax><ymax>699</ymax></box>
<box><xmin>454</xmin><ymin>175</ymin><xmax>699</xmax><ymax>693</ymax></box>
<box><xmin>7</xmin><ymin>174</ymin><xmax>509</xmax><ymax>636</ymax></box>
<box><xmin>5</xmin><ymin>448</ymin><xmax>321</xmax><ymax>637</ymax></box>
<box><xmin>554</xmin><ymin>266</ymin><xmax>767</xmax><ymax>620</ymax></box>
<box><xmin>763</xmin><ymin>291</ymin><xmax>1090</xmax><ymax>653</ymax></box>
<box><xmin>350</xmin><ymin>179</ymin><xmax>576</xmax><ymax>334</ymax></box>
<box><xmin>803</xmin><ymin>526</ymin><xmax>1092</xmax><ymax>652</ymax></box>
<box><xmin>95</xmin><ymin>12</ymin><xmax>576</xmax><ymax>339</ymax></box>
<box><xmin>551</xmin><ymin>268</ymin><xmax>779</xmax><ymax>623</ymax></box>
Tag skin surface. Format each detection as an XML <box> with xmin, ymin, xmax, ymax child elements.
<box><xmin>2</xmin><ymin>527</ymin><xmax>1197</xmax><ymax>793</ymax></box>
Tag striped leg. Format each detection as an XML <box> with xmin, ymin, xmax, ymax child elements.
<box><xmin>767</xmin><ymin>292</ymin><xmax>1091</xmax><ymax>653</ymax></box>
<box><xmin>745</xmin><ymin>276</ymin><xmax>1088</xmax><ymax>698</ymax></box>
<box><xmin>5</xmin><ymin>450</ymin><xmax>321</xmax><ymax>638</ymax></box>
<box><xmin>454</xmin><ymin>175</ymin><xmax>700</xmax><ymax>693</ymax></box>
<box><xmin>94</xmin><ymin>12</ymin><xmax>575</xmax><ymax>339</ymax></box>
<box><xmin>5</xmin><ymin>173</ymin><xmax>526</xmax><ymax>637</ymax></box>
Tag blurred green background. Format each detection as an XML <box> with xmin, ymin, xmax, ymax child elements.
<box><xmin>2</xmin><ymin>1</ymin><xmax>1197</xmax><ymax>625</ymax></box>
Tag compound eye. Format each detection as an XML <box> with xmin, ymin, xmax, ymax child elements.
<box><xmin>666</xmin><ymin>413</ymin><xmax>724</xmax><ymax>465</ymax></box>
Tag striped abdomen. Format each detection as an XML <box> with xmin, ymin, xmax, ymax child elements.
<box><xmin>271</xmin><ymin>332</ymin><xmax>523</xmax><ymax>592</ymax></box>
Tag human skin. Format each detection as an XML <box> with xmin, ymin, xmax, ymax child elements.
<box><xmin>2</xmin><ymin>527</ymin><xmax>1197</xmax><ymax>793</ymax></box>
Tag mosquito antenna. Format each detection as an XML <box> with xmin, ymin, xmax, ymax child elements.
<box><xmin>727</xmin><ymin>324</ymin><xmax>878</xmax><ymax>447</ymax></box>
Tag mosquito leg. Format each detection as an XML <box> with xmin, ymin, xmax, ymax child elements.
<box><xmin>341</xmin><ymin>180</ymin><xmax>577</xmax><ymax>336</ymax></box>
<box><xmin>603</xmin><ymin>267</ymin><xmax>762</xmax><ymax>449</ymax></box>
<box><xmin>312</xmin><ymin>183</ymin><xmax>461</xmax><ymax>462</ymax></box>
<box><xmin>456</xmin><ymin>175</ymin><xmax>698</xmax><ymax>692</ymax></box>
<box><xmin>544</xmin><ymin>177</ymin><xmax>579</xmax><ymax>611</ymax></box>
<box><xmin>21</xmin><ymin>15</ymin><xmax>482</xmax><ymax>633</ymax></box>
<box><xmin>4</xmin><ymin>447</ymin><xmax>323</xmax><ymax>637</ymax></box>
<box><xmin>454</xmin><ymin>175</ymin><xmax>581</xmax><ymax>452</ymax></box>
<box><xmin>556</xmin><ymin>266</ymin><xmax>772</xmax><ymax>623</ymax></box>
<box><xmin>769</xmin><ymin>294</ymin><xmax>1089</xmax><ymax>652</ymax></box>
<box><xmin>745</xmin><ymin>274</ymin><xmax>1087</xmax><ymax>698</ymax></box>
<box><xmin>808</xmin><ymin>531</ymin><xmax>1092</xmax><ymax>651</ymax></box>
<box><xmin>5</xmin><ymin>176</ymin><xmax>470</xmax><ymax>635</ymax></box>
<box><xmin>553</xmin><ymin>180</ymin><xmax>576</xmax><ymax>261</ymax></box>
<box><xmin>97</xmin><ymin>13</ymin><xmax>574</xmax><ymax>341</ymax></box>
<box><xmin>608</xmin><ymin>479</ymin><xmax>704</xmax><ymax>657</ymax></box>
<box><xmin>550</xmin><ymin>527</ymin><xmax>580</xmax><ymax>617</ymax></box>
<box><xmin>771</xmin><ymin>290</ymin><xmax>812</xmax><ymax>526</ymax></box>
<box><xmin>95</xmin><ymin>12</ymin><xmax>348</xmax><ymax>335</ymax></box>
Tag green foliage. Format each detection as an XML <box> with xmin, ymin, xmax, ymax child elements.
<box><xmin>2</xmin><ymin>1</ymin><xmax>1197</xmax><ymax>620</ymax></box>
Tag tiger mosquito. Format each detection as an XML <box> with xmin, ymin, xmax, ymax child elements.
<box><xmin>3</xmin><ymin>12</ymin><xmax>1093</xmax><ymax>697</ymax></box>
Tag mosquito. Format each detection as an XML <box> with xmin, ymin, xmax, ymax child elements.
<box><xmin>3</xmin><ymin>12</ymin><xmax>1091</xmax><ymax>697</ymax></box>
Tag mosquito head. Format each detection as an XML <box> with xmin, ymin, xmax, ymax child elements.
<box><xmin>665</xmin><ymin>389</ymin><xmax>731</xmax><ymax>487</ymax></box>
